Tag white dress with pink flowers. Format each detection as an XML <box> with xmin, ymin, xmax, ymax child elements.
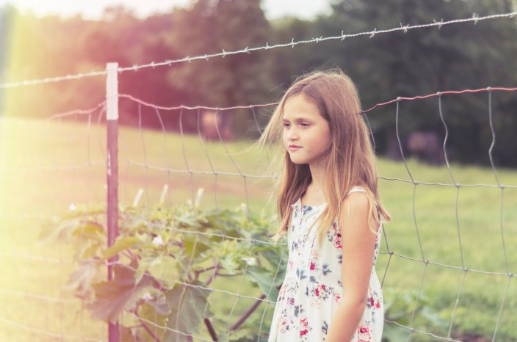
<box><xmin>268</xmin><ymin>187</ymin><xmax>383</xmax><ymax>342</ymax></box>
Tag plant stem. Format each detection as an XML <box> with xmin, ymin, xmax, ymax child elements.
<box><xmin>194</xmin><ymin>265</ymin><xmax>217</xmax><ymax>279</ymax></box>
<box><xmin>134</xmin><ymin>311</ymin><xmax>160</xmax><ymax>342</ymax></box>
<box><xmin>204</xmin><ymin>318</ymin><xmax>218</xmax><ymax>341</ymax></box>
<box><xmin>230</xmin><ymin>293</ymin><xmax>266</xmax><ymax>332</ymax></box>
<box><xmin>205</xmin><ymin>263</ymin><xmax>220</xmax><ymax>286</ymax></box>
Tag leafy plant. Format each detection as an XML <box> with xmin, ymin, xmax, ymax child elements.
<box><xmin>382</xmin><ymin>288</ymin><xmax>448</xmax><ymax>342</ymax></box>
<box><xmin>46</xmin><ymin>200</ymin><xmax>286</xmax><ymax>341</ymax></box>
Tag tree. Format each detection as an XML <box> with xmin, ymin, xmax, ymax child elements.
<box><xmin>165</xmin><ymin>0</ymin><xmax>275</xmax><ymax>136</ymax></box>
<box><xmin>313</xmin><ymin>0</ymin><xmax>517</xmax><ymax>165</ymax></box>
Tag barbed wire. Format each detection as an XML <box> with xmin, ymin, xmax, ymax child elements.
<box><xmin>361</xmin><ymin>86</ymin><xmax>517</xmax><ymax>113</ymax></box>
<box><xmin>1</xmin><ymin>11</ymin><xmax>515</xmax><ymax>89</ymax></box>
<box><xmin>119</xmin><ymin>94</ymin><xmax>276</xmax><ymax>111</ymax></box>
<box><xmin>46</xmin><ymin>102</ymin><xmax>105</xmax><ymax>120</ymax></box>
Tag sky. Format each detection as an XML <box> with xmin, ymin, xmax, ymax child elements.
<box><xmin>0</xmin><ymin>0</ymin><xmax>332</xmax><ymax>20</ymax></box>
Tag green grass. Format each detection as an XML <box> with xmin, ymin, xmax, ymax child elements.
<box><xmin>1</xmin><ymin>117</ymin><xmax>516</xmax><ymax>341</ymax></box>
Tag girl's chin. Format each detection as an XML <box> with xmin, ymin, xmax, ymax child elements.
<box><xmin>288</xmin><ymin>157</ymin><xmax>309</xmax><ymax>165</ymax></box>
<box><xmin>289</xmin><ymin>155</ymin><xmax>327</xmax><ymax>167</ymax></box>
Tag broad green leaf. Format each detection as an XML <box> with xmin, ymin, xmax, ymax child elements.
<box><xmin>144</xmin><ymin>291</ymin><xmax>171</xmax><ymax>316</ymax></box>
<box><xmin>259</xmin><ymin>248</ymin><xmax>284</xmax><ymax>268</ymax></box>
<box><xmin>147</xmin><ymin>255</ymin><xmax>180</xmax><ymax>288</ymax></box>
<box><xmin>245</xmin><ymin>266</ymin><xmax>281</xmax><ymax>302</ymax></box>
<box><xmin>183</xmin><ymin>235</ymin><xmax>210</xmax><ymax>260</ymax></box>
<box><xmin>67</xmin><ymin>259</ymin><xmax>99</xmax><ymax>300</ymax></box>
<box><xmin>102</xmin><ymin>236</ymin><xmax>140</xmax><ymax>260</ymax></box>
<box><xmin>89</xmin><ymin>264</ymin><xmax>152</xmax><ymax>322</ymax></box>
<box><xmin>220</xmin><ymin>255</ymin><xmax>241</xmax><ymax>274</ymax></box>
<box><xmin>138</xmin><ymin>302</ymin><xmax>168</xmax><ymax>339</ymax></box>
<box><xmin>163</xmin><ymin>283</ymin><xmax>211</xmax><ymax>342</ymax></box>
<box><xmin>175</xmin><ymin>212</ymin><xmax>204</xmax><ymax>230</ymax></box>
<box><xmin>78</xmin><ymin>240</ymin><xmax>101</xmax><ymax>259</ymax></box>
<box><xmin>215</xmin><ymin>240</ymin><xmax>245</xmax><ymax>273</ymax></box>
<box><xmin>135</xmin><ymin>257</ymin><xmax>153</xmax><ymax>285</ymax></box>
<box><xmin>73</xmin><ymin>221</ymin><xmax>104</xmax><ymax>240</ymax></box>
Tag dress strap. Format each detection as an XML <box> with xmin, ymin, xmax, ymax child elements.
<box><xmin>348</xmin><ymin>186</ymin><xmax>367</xmax><ymax>194</ymax></box>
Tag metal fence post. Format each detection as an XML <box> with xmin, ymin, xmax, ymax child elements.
<box><xmin>106</xmin><ymin>62</ymin><xmax>119</xmax><ymax>342</ymax></box>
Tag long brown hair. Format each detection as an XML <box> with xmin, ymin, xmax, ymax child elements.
<box><xmin>260</xmin><ymin>69</ymin><xmax>390</xmax><ymax>240</ymax></box>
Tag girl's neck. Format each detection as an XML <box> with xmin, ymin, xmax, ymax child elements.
<box><xmin>302</xmin><ymin>162</ymin><xmax>326</xmax><ymax>206</ymax></box>
<box><xmin>309</xmin><ymin>160</ymin><xmax>326</xmax><ymax>191</ymax></box>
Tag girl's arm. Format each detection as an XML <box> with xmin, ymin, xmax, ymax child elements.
<box><xmin>326</xmin><ymin>192</ymin><xmax>379</xmax><ymax>342</ymax></box>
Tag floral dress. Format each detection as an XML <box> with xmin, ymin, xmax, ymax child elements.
<box><xmin>268</xmin><ymin>187</ymin><xmax>383</xmax><ymax>342</ymax></box>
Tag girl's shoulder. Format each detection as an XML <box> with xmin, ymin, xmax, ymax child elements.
<box><xmin>343</xmin><ymin>185</ymin><xmax>382</xmax><ymax>231</ymax></box>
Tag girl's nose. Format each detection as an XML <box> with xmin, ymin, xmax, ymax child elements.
<box><xmin>287</xmin><ymin>128</ymin><xmax>299</xmax><ymax>141</ymax></box>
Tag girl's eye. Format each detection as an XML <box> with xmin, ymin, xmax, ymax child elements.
<box><xmin>282</xmin><ymin>122</ymin><xmax>290</xmax><ymax>128</ymax></box>
<box><xmin>300</xmin><ymin>122</ymin><xmax>310</xmax><ymax>127</ymax></box>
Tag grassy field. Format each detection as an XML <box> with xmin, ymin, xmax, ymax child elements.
<box><xmin>1</xmin><ymin>116</ymin><xmax>516</xmax><ymax>341</ymax></box>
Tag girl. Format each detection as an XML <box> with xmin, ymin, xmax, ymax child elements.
<box><xmin>261</xmin><ymin>69</ymin><xmax>390</xmax><ymax>342</ymax></box>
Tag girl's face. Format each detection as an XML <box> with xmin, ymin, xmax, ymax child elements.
<box><xmin>282</xmin><ymin>93</ymin><xmax>331</xmax><ymax>166</ymax></box>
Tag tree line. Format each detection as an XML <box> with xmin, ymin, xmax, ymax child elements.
<box><xmin>1</xmin><ymin>0</ymin><xmax>516</xmax><ymax>166</ymax></box>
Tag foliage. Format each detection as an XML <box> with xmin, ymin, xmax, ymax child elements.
<box><xmin>164</xmin><ymin>0</ymin><xmax>275</xmax><ymax>137</ymax></box>
<box><xmin>167</xmin><ymin>0</ymin><xmax>274</xmax><ymax>107</ymax></box>
<box><xmin>47</xmin><ymin>200</ymin><xmax>286</xmax><ymax>341</ymax></box>
<box><xmin>382</xmin><ymin>288</ymin><xmax>448</xmax><ymax>342</ymax></box>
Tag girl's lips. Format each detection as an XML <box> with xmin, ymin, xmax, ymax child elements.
<box><xmin>288</xmin><ymin>145</ymin><xmax>302</xmax><ymax>151</ymax></box>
